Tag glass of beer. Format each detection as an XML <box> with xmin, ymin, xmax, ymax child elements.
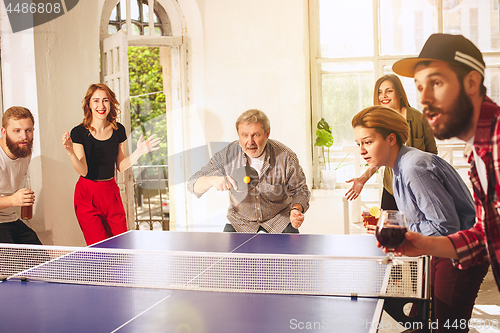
<box><xmin>362</xmin><ymin>210</ymin><xmax>378</xmax><ymax>227</ymax></box>
<box><xmin>362</xmin><ymin>206</ymin><xmax>380</xmax><ymax>232</ymax></box>
<box><xmin>21</xmin><ymin>175</ymin><xmax>33</xmax><ymax>220</ymax></box>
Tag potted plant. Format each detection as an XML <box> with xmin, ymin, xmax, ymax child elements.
<box><xmin>315</xmin><ymin>118</ymin><xmax>350</xmax><ymax>189</ymax></box>
<box><xmin>315</xmin><ymin>118</ymin><xmax>336</xmax><ymax>189</ymax></box>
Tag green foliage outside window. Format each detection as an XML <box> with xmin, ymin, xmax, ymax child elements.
<box><xmin>128</xmin><ymin>46</ymin><xmax>168</xmax><ymax>166</ymax></box>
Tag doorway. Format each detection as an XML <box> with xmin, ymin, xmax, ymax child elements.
<box><xmin>101</xmin><ymin>0</ymin><xmax>185</xmax><ymax>231</ymax></box>
<box><xmin>128</xmin><ymin>45</ymin><xmax>169</xmax><ymax>230</ymax></box>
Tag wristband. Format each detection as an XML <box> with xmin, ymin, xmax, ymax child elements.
<box><xmin>290</xmin><ymin>207</ymin><xmax>302</xmax><ymax>213</ymax></box>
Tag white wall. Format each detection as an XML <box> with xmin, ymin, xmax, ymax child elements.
<box><xmin>200</xmin><ymin>0</ymin><xmax>311</xmax><ymax>164</ymax></box>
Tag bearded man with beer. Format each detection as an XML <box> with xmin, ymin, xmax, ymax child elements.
<box><xmin>0</xmin><ymin>106</ymin><xmax>41</xmax><ymax>244</ymax></box>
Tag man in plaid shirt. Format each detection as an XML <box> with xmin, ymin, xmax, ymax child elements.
<box><xmin>188</xmin><ymin>109</ymin><xmax>310</xmax><ymax>233</ymax></box>
<box><xmin>391</xmin><ymin>34</ymin><xmax>500</xmax><ymax>296</ymax></box>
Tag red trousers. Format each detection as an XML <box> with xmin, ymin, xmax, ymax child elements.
<box><xmin>74</xmin><ymin>177</ymin><xmax>127</xmax><ymax>245</ymax></box>
<box><xmin>431</xmin><ymin>257</ymin><xmax>490</xmax><ymax>332</ymax></box>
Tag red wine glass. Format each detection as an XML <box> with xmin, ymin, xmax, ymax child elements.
<box><xmin>376</xmin><ymin>210</ymin><xmax>408</xmax><ymax>265</ymax></box>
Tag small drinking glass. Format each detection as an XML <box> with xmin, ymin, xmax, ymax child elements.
<box><xmin>375</xmin><ymin>210</ymin><xmax>408</xmax><ymax>265</ymax></box>
<box><xmin>362</xmin><ymin>210</ymin><xmax>379</xmax><ymax>227</ymax></box>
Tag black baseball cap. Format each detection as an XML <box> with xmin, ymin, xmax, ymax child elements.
<box><xmin>392</xmin><ymin>33</ymin><xmax>485</xmax><ymax>78</ymax></box>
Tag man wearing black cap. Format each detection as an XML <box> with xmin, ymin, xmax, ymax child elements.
<box><xmin>388</xmin><ymin>33</ymin><xmax>500</xmax><ymax>331</ymax></box>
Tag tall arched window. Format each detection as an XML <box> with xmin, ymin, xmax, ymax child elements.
<box><xmin>108</xmin><ymin>0</ymin><xmax>172</xmax><ymax>37</ymax></box>
<box><xmin>101</xmin><ymin>0</ymin><xmax>192</xmax><ymax>232</ymax></box>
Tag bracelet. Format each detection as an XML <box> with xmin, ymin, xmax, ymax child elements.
<box><xmin>290</xmin><ymin>207</ymin><xmax>302</xmax><ymax>213</ymax></box>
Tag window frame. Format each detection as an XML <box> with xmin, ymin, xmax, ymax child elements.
<box><xmin>108</xmin><ymin>0</ymin><xmax>172</xmax><ymax>37</ymax></box>
<box><xmin>309</xmin><ymin>0</ymin><xmax>500</xmax><ymax>190</ymax></box>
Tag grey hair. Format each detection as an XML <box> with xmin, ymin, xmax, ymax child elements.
<box><xmin>235</xmin><ymin>109</ymin><xmax>270</xmax><ymax>132</ymax></box>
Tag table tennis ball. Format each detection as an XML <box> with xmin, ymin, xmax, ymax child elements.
<box><xmin>243</xmin><ymin>176</ymin><xmax>251</xmax><ymax>184</ymax></box>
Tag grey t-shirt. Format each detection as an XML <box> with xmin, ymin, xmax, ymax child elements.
<box><xmin>0</xmin><ymin>145</ymin><xmax>30</xmax><ymax>223</ymax></box>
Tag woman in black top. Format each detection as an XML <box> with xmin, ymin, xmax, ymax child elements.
<box><xmin>62</xmin><ymin>83</ymin><xmax>160</xmax><ymax>245</ymax></box>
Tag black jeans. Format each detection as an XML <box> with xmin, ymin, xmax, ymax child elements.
<box><xmin>223</xmin><ymin>223</ymin><xmax>299</xmax><ymax>234</ymax></box>
<box><xmin>0</xmin><ymin>219</ymin><xmax>42</xmax><ymax>244</ymax></box>
<box><xmin>0</xmin><ymin>220</ymin><xmax>45</xmax><ymax>277</ymax></box>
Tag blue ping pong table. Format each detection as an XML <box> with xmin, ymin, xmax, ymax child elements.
<box><xmin>0</xmin><ymin>231</ymin><xmax>429</xmax><ymax>333</ymax></box>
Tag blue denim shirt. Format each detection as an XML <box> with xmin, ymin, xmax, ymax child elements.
<box><xmin>393</xmin><ymin>145</ymin><xmax>475</xmax><ymax>236</ymax></box>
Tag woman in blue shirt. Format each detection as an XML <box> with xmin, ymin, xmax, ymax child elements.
<box><xmin>352</xmin><ymin>105</ymin><xmax>488</xmax><ymax>333</ymax></box>
<box><xmin>346</xmin><ymin>74</ymin><xmax>437</xmax><ymax>209</ymax></box>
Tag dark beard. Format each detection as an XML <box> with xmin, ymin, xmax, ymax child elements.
<box><xmin>5</xmin><ymin>133</ymin><xmax>32</xmax><ymax>158</ymax></box>
<box><xmin>424</xmin><ymin>84</ymin><xmax>474</xmax><ymax>140</ymax></box>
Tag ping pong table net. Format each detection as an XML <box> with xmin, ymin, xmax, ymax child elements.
<box><xmin>0</xmin><ymin>243</ymin><xmax>428</xmax><ymax>299</ymax></box>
